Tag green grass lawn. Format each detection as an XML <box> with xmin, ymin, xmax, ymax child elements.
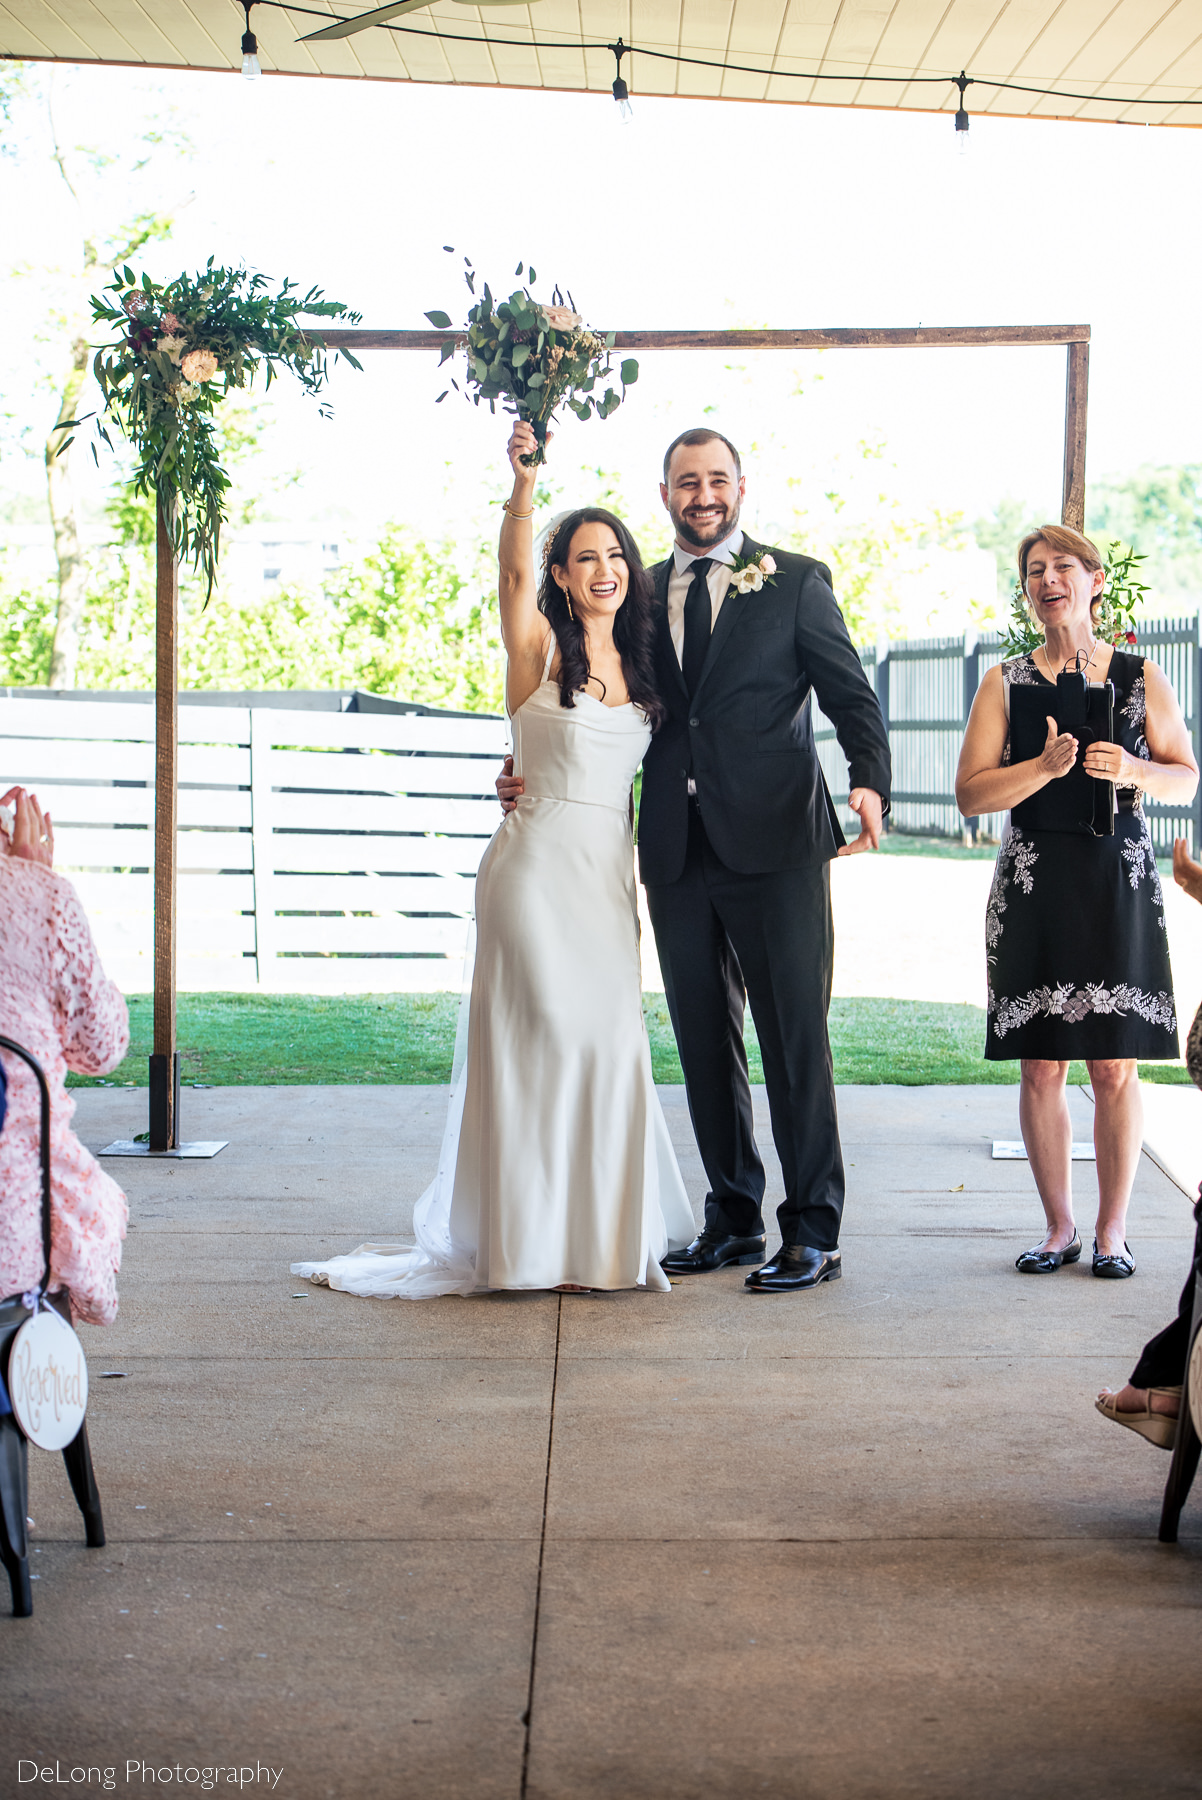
<box><xmin>876</xmin><ymin>830</ymin><xmax>1001</xmax><ymax>861</ymax></box>
<box><xmin>876</xmin><ymin>829</ymin><xmax>1176</xmax><ymax>873</ymax></box>
<box><xmin>66</xmin><ymin>991</ymin><xmax>1192</xmax><ymax>1089</ymax></box>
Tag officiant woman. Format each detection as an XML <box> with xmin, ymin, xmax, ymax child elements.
<box><xmin>955</xmin><ymin>525</ymin><xmax>1198</xmax><ymax>1280</ymax></box>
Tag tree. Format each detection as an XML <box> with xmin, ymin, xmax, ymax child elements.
<box><xmin>971</xmin><ymin>496</ymin><xmax>1054</xmax><ymax>604</ymax></box>
<box><xmin>974</xmin><ymin>468</ymin><xmax>1202</xmax><ymax>612</ymax></box>
<box><xmin>5</xmin><ymin>66</ymin><xmax>192</xmax><ymax>685</ymax></box>
<box><xmin>782</xmin><ymin>440</ymin><xmax>971</xmax><ymax>643</ymax></box>
<box><xmin>1086</xmin><ymin>466</ymin><xmax>1202</xmax><ymax>604</ymax></box>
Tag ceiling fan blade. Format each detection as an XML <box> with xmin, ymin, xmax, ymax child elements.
<box><xmin>299</xmin><ymin>0</ymin><xmax>435</xmax><ymax>43</ymax></box>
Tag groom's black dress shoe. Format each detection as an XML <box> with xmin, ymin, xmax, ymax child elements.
<box><xmin>744</xmin><ymin>1243</ymin><xmax>841</xmax><ymax>1292</ymax></box>
<box><xmin>661</xmin><ymin>1230</ymin><xmax>767</xmax><ymax>1275</ymax></box>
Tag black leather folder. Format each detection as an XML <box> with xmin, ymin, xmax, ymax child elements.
<box><xmin>1010</xmin><ymin>671</ymin><xmax>1115</xmax><ymax>836</ymax></box>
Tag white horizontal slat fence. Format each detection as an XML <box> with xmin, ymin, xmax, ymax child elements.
<box><xmin>0</xmin><ymin>696</ymin><xmax>509</xmax><ymax>993</ymax></box>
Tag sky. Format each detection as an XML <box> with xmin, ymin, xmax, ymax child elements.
<box><xmin>3</xmin><ymin>58</ymin><xmax>1202</xmax><ymax>557</ymax></box>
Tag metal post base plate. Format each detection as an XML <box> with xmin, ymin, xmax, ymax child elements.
<box><xmin>97</xmin><ymin>1140</ymin><xmax>228</xmax><ymax>1159</ymax></box>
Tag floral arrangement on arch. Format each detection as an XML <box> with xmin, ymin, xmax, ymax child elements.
<box><xmin>426</xmin><ymin>251</ymin><xmax>639</xmax><ymax>466</ymax></box>
<box><xmin>83</xmin><ymin>261</ymin><xmax>362</xmax><ymax>595</ymax></box>
<box><xmin>1001</xmin><ymin>540</ymin><xmax>1150</xmax><ymax>658</ymax></box>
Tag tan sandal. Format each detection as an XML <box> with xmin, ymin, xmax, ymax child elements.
<box><xmin>1094</xmin><ymin>1386</ymin><xmax>1182</xmax><ymax>1451</ymax></box>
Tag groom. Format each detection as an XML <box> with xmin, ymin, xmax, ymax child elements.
<box><xmin>501</xmin><ymin>428</ymin><xmax>890</xmax><ymax>1292</ymax></box>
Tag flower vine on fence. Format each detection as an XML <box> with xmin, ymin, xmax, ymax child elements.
<box><xmin>427</xmin><ymin>252</ymin><xmax>638</xmax><ymax>466</ymax></box>
<box><xmin>82</xmin><ymin>262</ymin><xmax>362</xmax><ymax>595</ymax></box>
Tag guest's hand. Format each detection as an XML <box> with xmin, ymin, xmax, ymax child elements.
<box><xmin>1</xmin><ymin>787</ymin><xmax>54</xmax><ymax>867</ymax></box>
<box><xmin>837</xmin><ymin>787</ymin><xmax>882</xmax><ymax>856</ymax></box>
<box><xmin>1037</xmin><ymin>714</ymin><xmax>1078</xmax><ymax>780</ymax></box>
<box><xmin>497</xmin><ymin>755</ymin><xmax>525</xmax><ymax>815</ymax></box>
<box><xmin>1173</xmin><ymin>836</ymin><xmax>1202</xmax><ymax>905</ymax></box>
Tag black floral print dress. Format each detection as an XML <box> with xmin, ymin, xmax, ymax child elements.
<box><xmin>984</xmin><ymin>650</ymin><xmax>1178</xmax><ymax>1062</ymax></box>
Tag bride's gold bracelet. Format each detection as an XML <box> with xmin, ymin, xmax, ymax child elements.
<box><xmin>502</xmin><ymin>500</ymin><xmax>534</xmax><ymax>520</ymax></box>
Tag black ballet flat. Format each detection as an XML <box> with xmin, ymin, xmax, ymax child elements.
<box><xmin>1015</xmin><ymin>1231</ymin><xmax>1082</xmax><ymax>1274</ymax></box>
<box><xmin>1092</xmin><ymin>1238</ymin><xmax>1135</xmax><ymax>1279</ymax></box>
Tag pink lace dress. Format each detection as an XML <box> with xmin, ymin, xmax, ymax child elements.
<box><xmin>0</xmin><ymin>857</ymin><xmax>130</xmax><ymax>1325</ymax></box>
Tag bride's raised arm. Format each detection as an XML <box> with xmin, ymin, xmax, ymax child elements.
<box><xmin>499</xmin><ymin>421</ymin><xmax>553</xmax><ymax>711</ymax></box>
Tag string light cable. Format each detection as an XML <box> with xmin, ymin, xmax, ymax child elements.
<box><xmin>243</xmin><ymin>1</ymin><xmax>1202</xmax><ymax>118</ymax></box>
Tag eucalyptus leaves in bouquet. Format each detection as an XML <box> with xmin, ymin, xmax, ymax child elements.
<box><xmin>427</xmin><ymin>252</ymin><xmax>638</xmax><ymax>466</ymax></box>
<box><xmin>1000</xmin><ymin>539</ymin><xmax>1150</xmax><ymax>657</ymax></box>
<box><xmin>85</xmin><ymin>261</ymin><xmax>362</xmax><ymax>595</ymax></box>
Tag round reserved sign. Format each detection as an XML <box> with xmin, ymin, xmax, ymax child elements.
<box><xmin>7</xmin><ymin>1307</ymin><xmax>88</xmax><ymax>1450</ymax></box>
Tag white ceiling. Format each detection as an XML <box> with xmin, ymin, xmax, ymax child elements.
<box><xmin>2</xmin><ymin>0</ymin><xmax>1201</xmax><ymax>124</ymax></box>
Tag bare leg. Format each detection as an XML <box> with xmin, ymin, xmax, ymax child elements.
<box><xmin>1018</xmin><ymin>1058</ymin><xmax>1076</xmax><ymax>1249</ymax></box>
<box><xmin>1088</xmin><ymin>1059</ymin><xmax>1142</xmax><ymax>1257</ymax></box>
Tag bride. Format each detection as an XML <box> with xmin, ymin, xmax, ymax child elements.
<box><xmin>293</xmin><ymin>421</ymin><xmax>695</xmax><ymax>1296</ymax></box>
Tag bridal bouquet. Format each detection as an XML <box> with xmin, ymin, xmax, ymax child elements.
<box><xmin>426</xmin><ymin>252</ymin><xmax>638</xmax><ymax>466</ymax></box>
<box><xmin>85</xmin><ymin>261</ymin><xmax>362</xmax><ymax>594</ymax></box>
<box><xmin>1001</xmin><ymin>540</ymin><xmax>1149</xmax><ymax>657</ymax></box>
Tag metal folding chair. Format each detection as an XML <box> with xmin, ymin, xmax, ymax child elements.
<box><xmin>0</xmin><ymin>1035</ymin><xmax>105</xmax><ymax>1617</ymax></box>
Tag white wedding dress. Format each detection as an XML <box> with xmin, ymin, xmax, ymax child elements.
<box><xmin>292</xmin><ymin>658</ymin><xmax>695</xmax><ymax>1297</ymax></box>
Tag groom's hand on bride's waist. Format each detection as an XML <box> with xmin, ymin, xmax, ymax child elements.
<box><xmin>497</xmin><ymin>755</ymin><xmax>525</xmax><ymax>815</ymax></box>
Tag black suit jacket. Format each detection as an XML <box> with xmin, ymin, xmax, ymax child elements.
<box><xmin>637</xmin><ymin>536</ymin><xmax>891</xmax><ymax>885</ymax></box>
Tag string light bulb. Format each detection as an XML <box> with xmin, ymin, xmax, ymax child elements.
<box><xmin>954</xmin><ymin>70</ymin><xmax>971</xmax><ymax>154</ymax></box>
<box><xmin>610</xmin><ymin>39</ymin><xmax>633</xmax><ymax>123</ymax></box>
<box><xmin>241</xmin><ymin>2</ymin><xmax>262</xmax><ymax>81</ymax></box>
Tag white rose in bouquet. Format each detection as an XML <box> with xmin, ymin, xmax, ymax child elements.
<box><xmin>542</xmin><ymin>304</ymin><xmax>583</xmax><ymax>332</ymax></box>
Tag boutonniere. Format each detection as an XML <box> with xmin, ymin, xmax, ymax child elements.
<box><xmin>726</xmin><ymin>550</ymin><xmax>777</xmax><ymax>595</ymax></box>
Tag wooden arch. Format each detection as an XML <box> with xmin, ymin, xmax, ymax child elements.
<box><xmin>148</xmin><ymin>321</ymin><xmax>1088</xmax><ymax>1147</ymax></box>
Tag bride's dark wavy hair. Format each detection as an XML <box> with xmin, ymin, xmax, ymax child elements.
<box><xmin>538</xmin><ymin>508</ymin><xmax>665</xmax><ymax>730</ymax></box>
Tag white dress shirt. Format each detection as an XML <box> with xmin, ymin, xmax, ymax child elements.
<box><xmin>666</xmin><ymin>527</ymin><xmax>744</xmax><ymax>667</ymax></box>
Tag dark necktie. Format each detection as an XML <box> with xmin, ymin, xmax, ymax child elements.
<box><xmin>682</xmin><ymin>557</ymin><xmax>714</xmax><ymax>697</ymax></box>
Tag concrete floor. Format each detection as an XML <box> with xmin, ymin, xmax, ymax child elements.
<box><xmin>5</xmin><ymin>1083</ymin><xmax>1201</xmax><ymax>1800</ymax></box>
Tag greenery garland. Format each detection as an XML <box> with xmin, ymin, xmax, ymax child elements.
<box><xmin>1000</xmin><ymin>540</ymin><xmax>1150</xmax><ymax>657</ymax></box>
<box><xmin>427</xmin><ymin>251</ymin><xmax>638</xmax><ymax>466</ymax></box>
<box><xmin>84</xmin><ymin>261</ymin><xmax>362</xmax><ymax>595</ymax></box>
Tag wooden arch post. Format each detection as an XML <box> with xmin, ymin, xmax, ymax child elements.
<box><xmin>1062</xmin><ymin>337</ymin><xmax>1089</xmax><ymax>531</ymax></box>
<box><xmin>150</xmin><ymin>494</ymin><xmax>179</xmax><ymax>1151</ymax></box>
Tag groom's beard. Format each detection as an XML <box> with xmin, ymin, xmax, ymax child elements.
<box><xmin>671</xmin><ymin>498</ymin><xmax>742</xmax><ymax>551</ymax></box>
